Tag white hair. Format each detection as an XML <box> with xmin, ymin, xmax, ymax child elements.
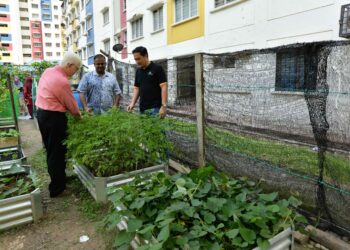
<box><xmin>60</xmin><ymin>51</ymin><xmax>82</xmax><ymax>68</ymax></box>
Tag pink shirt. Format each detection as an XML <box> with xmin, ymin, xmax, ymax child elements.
<box><xmin>36</xmin><ymin>66</ymin><xmax>80</xmax><ymax>116</ymax></box>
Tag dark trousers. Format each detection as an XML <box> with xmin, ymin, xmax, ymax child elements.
<box><xmin>37</xmin><ymin>109</ymin><xmax>67</xmax><ymax>196</ymax></box>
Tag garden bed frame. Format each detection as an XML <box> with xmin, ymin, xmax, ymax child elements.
<box><xmin>0</xmin><ymin>146</ymin><xmax>26</xmax><ymax>167</ymax></box>
<box><xmin>74</xmin><ymin>163</ymin><xmax>168</xmax><ymax>203</ymax></box>
<box><xmin>0</xmin><ymin>136</ymin><xmax>18</xmax><ymax>149</ymax></box>
<box><xmin>0</xmin><ymin>188</ymin><xmax>43</xmax><ymax>231</ymax></box>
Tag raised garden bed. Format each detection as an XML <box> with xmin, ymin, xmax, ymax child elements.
<box><xmin>67</xmin><ymin>111</ymin><xmax>171</xmax><ymax>203</ymax></box>
<box><xmin>0</xmin><ymin>129</ymin><xmax>19</xmax><ymax>149</ymax></box>
<box><xmin>0</xmin><ymin>165</ymin><xmax>43</xmax><ymax>231</ymax></box>
<box><xmin>0</xmin><ymin>147</ymin><xmax>26</xmax><ymax>166</ymax></box>
<box><xmin>104</xmin><ymin>167</ymin><xmax>304</xmax><ymax>250</ymax></box>
<box><xmin>74</xmin><ymin>163</ymin><xmax>168</xmax><ymax>203</ymax></box>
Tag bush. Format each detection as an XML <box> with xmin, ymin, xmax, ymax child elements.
<box><xmin>66</xmin><ymin>110</ymin><xmax>171</xmax><ymax>177</ymax></box>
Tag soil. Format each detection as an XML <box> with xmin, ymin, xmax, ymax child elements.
<box><xmin>0</xmin><ymin>120</ymin><xmax>109</xmax><ymax>250</ymax></box>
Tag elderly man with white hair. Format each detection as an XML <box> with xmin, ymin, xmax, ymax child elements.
<box><xmin>36</xmin><ymin>51</ymin><xmax>82</xmax><ymax>198</ymax></box>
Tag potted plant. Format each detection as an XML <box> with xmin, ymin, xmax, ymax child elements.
<box><xmin>66</xmin><ymin>110</ymin><xmax>172</xmax><ymax>203</ymax></box>
<box><xmin>103</xmin><ymin>166</ymin><xmax>305</xmax><ymax>250</ymax></box>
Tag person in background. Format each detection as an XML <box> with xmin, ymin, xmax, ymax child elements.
<box><xmin>78</xmin><ymin>54</ymin><xmax>122</xmax><ymax>114</ymax></box>
<box><xmin>24</xmin><ymin>75</ymin><xmax>33</xmax><ymax>119</ymax></box>
<box><xmin>36</xmin><ymin>51</ymin><xmax>82</xmax><ymax>198</ymax></box>
<box><xmin>127</xmin><ymin>46</ymin><xmax>168</xmax><ymax>118</ymax></box>
<box><xmin>13</xmin><ymin>76</ymin><xmax>28</xmax><ymax>118</ymax></box>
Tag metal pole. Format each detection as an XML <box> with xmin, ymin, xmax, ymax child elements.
<box><xmin>7</xmin><ymin>74</ymin><xmax>21</xmax><ymax>147</ymax></box>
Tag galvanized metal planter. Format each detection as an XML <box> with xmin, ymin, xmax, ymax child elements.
<box><xmin>0</xmin><ymin>147</ymin><xmax>26</xmax><ymax>167</ymax></box>
<box><xmin>0</xmin><ymin>136</ymin><xmax>18</xmax><ymax>149</ymax></box>
<box><xmin>0</xmin><ymin>188</ymin><xmax>43</xmax><ymax>231</ymax></box>
<box><xmin>74</xmin><ymin>163</ymin><xmax>168</xmax><ymax>203</ymax></box>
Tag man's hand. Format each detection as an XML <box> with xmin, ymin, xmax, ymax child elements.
<box><xmin>159</xmin><ymin>106</ymin><xmax>167</xmax><ymax>119</ymax></box>
<box><xmin>127</xmin><ymin>104</ymin><xmax>134</xmax><ymax>112</ymax></box>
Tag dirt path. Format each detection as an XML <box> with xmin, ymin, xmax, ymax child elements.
<box><xmin>0</xmin><ymin>120</ymin><xmax>109</xmax><ymax>250</ymax></box>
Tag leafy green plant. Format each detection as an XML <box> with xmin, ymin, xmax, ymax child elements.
<box><xmin>30</xmin><ymin>60</ymin><xmax>55</xmax><ymax>78</ymax></box>
<box><xmin>0</xmin><ymin>174</ymin><xmax>36</xmax><ymax>199</ymax></box>
<box><xmin>103</xmin><ymin>166</ymin><xmax>306</xmax><ymax>250</ymax></box>
<box><xmin>66</xmin><ymin>110</ymin><xmax>172</xmax><ymax>177</ymax></box>
<box><xmin>0</xmin><ymin>129</ymin><xmax>19</xmax><ymax>138</ymax></box>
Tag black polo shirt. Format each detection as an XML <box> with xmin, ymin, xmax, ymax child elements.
<box><xmin>135</xmin><ymin>62</ymin><xmax>167</xmax><ymax>112</ymax></box>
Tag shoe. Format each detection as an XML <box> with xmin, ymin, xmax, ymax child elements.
<box><xmin>49</xmin><ymin>188</ymin><xmax>65</xmax><ymax>198</ymax></box>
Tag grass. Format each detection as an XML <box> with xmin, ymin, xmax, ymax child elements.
<box><xmin>164</xmin><ymin>118</ymin><xmax>350</xmax><ymax>185</ymax></box>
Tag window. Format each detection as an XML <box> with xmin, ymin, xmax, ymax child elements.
<box><xmin>33</xmin><ymin>33</ymin><xmax>41</xmax><ymax>38</ymax></box>
<box><xmin>87</xmin><ymin>44</ymin><xmax>94</xmax><ymax>57</ymax></box>
<box><xmin>0</xmin><ymin>24</ymin><xmax>8</xmax><ymax>27</ymax></box>
<box><xmin>34</xmin><ymin>42</ymin><xmax>41</xmax><ymax>47</ymax></box>
<box><xmin>123</xmin><ymin>0</ymin><xmax>126</xmax><ymax>10</ymax></box>
<box><xmin>86</xmin><ymin>17</ymin><xmax>93</xmax><ymax>31</ymax></box>
<box><xmin>45</xmin><ymin>33</ymin><xmax>52</xmax><ymax>38</ymax></box>
<box><xmin>215</xmin><ymin>0</ymin><xmax>236</xmax><ymax>8</ymax></box>
<box><xmin>82</xmin><ymin>47</ymin><xmax>86</xmax><ymax>59</ymax></box>
<box><xmin>153</xmin><ymin>7</ymin><xmax>163</xmax><ymax>31</ymax></box>
<box><xmin>24</xmin><ymin>54</ymin><xmax>31</xmax><ymax>57</ymax></box>
<box><xmin>34</xmin><ymin>52</ymin><xmax>42</xmax><ymax>57</ymax></box>
<box><xmin>104</xmin><ymin>39</ymin><xmax>110</xmax><ymax>53</ymax></box>
<box><xmin>19</xmin><ymin>0</ymin><xmax>28</xmax><ymax>2</ymax></box>
<box><xmin>54</xmin><ymin>15</ymin><xmax>59</xmax><ymax>20</ymax></box>
<box><xmin>276</xmin><ymin>48</ymin><xmax>316</xmax><ymax>91</ymax></box>
<box><xmin>43</xmin><ymin>3</ymin><xmax>50</xmax><ymax>9</ymax></box>
<box><xmin>2</xmin><ymin>53</ymin><xmax>10</xmax><ymax>57</ymax></box>
<box><xmin>1</xmin><ymin>43</ymin><xmax>9</xmax><ymax>47</ymax></box>
<box><xmin>20</xmin><ymin>8</ymin><xmax>28</xmax><ymax>11</ymax></box>
<box><xmin>43</xmin><ymin>14</ymin><xmax>51</xmax><ymax>20</ymax></box>
<box><xmin>131</xmin><ymin>18</ymin><xmax>143</xmax><ymax>40</ymax></box>
<box><xmin>45</xmin><ymin>42</ymin><xmax>52</xmax><ymax>47</ymax></box>
<box><xmin>22</xmin><ymin>35</ymin><xmax>30</xmax><ymax>39</ymax></box>
<box><xmin>339</xmin><ymin>4</ymin><xmax>350</xmax><ymax>38</ymax></box>
<box><xmin>55</xmin><ymin>24</ymin><xmax>59</xmax><ymax>29</ymax></box>
<box><xmin>175</xmin><ymin>0</ymin><xmax>197</xmax><ymax>23</ymax></box>
<box><xmin>23</xmin><ymin>44</ymin><xmax>31</xmax><ymax>48</ymax></box>
<box><xmin>32</xmin><ymin>14</ymin><xmax>39</xmax><ymax>18</ymax></box>
<box><xmin>56</xmin><ymin>33</ymin><xmax>60</xmax><ymax>38</ymax></box>
<box><xmin>32</xmin><ymin>23</ymin><xmax>41</xmax><ymax>28</ymax></box>
<box><xmin>77</xmin><ymin>27</ymin><xmax>81</xmax><ymax>38</ymax></box>
<box><xmin>20</xmin><ymin>17</ymin><xmax>29</xmax><ymax>21</ymax></box>
<box><xmin>103</xmin><ymin>9</ymin><xmax>109</xmax><ymax>25</ymax></box>
<box><xmin>21</xmin><ymin>26</ymin><xmax>30</xmax><ymax>30</ymax></box>
<box><xmin>54</xmin><ymin>6</ymin><xmax>58</xmax><ymax>10</ymax></box>
<box><xmin>213</xmin><ymin>55</ymin><xmax>236</xmax><ymax>69</ymax></box>
<box><xmin>56</xmin><ymin>43</ymin><xmax>60</xmax><ymax>47</ymax></box>
<box><xmin>0</xmin><ymin>14</ymin><xmax>7</xmax><ymax>18</ymax></box>
<box><xmin>31</xmin><ymin>4</ymin><xmax>38</xmax><ymax>8</ymax></box>
<box><xmin>44</xmin><ymin>23</ymin><xmax>51</xmax><ymax>28</ymax></box>
<box><xmin>124</xmin><ymin>30</ymin><xmax>127</xmax><ymax>45</ymax></box>
<box><xmin>56</xmin><ymin>52</ymin><xmax>61</xmax><ymax>56</ymax></box>
<box><xmin>46</xmin><ymin>52</ymin><xmax>52</xmax><ymax>56</ymax></box>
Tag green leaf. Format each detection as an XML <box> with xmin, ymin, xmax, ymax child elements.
<box><xmin>259</xmin><ymin>192</ymin><xmax>278</xmax><ymax>202</ymax></box>
<box><xmin>114</xmin><ymin>231</ymin><xmax>135</xmax><ymax>247</ymax></box>
<box><xmin>206</xmin><ymin>197</ymin><xmax>227</xmax><ymax>213</ymax></box>
<box><xmin>157</xmin><ymin>225</ymin><xmax>170</xmax><ymax>242</ymax></box>
<box><xmin>240</xmin><ymin>227</ymin><xmax>256</xmax><ymax>243</ymax></box>
<box><xmin>267</xmin><ymin>204</ymin><xmax>280</xmax><ymax>213</ymax></box>
<box><xmin>175</xmin><ymin>236</ymin><xmax>188</xmax><ymax>246</ymax></box>
<box><xmin>257</xmin><ymin>238</ymin><xmax>270</xmax><ymax>250</ymax></box>
<box><xmin>138</xmin><ymin>224</ymin><xmax>155</xmax><ymax>234</ymax></box>
<box><xmin>191</xmin><ymin>199</ymin><xmax>202</xmax><ymax>207</ymax></box>
<box><xmin>203</xmin><ymin>212</ymin><xmax>216</xmax><ymax>224</ymax></box>
<box><xmin>175</xmin><ymin>178</ymin><xmax>186</xmax><ymax>187</ymax></box>
<box><xmin>148</xmin><ymin>243</ymin><xmax>163</xmax><ymax>250</ymax></box>
<box><xmin>225</xmin><ymin>229</ymin><xmax>239</xmax><ymax>239</ymax></box>
<box><xmin>130</xmin><ymin>198</ymin><xmax>145</xmax><ymax>209</ymax></box>
<box><xmin>288</xmin><ymin>196</ymin><xmax>302</xmax><ymax>207</ymax></box>
<box><xmin>127</xmin><ymin>218</ymin><xmax>143</xmax><ymax>232</ymax></box>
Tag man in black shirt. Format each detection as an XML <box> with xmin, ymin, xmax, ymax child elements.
<box><xmin>127</xmin><ymin>46</ymin><xmax>168</xmax><ymax>118</ymax></box>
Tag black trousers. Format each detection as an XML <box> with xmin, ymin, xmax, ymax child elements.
<box><xmin>37</xmin><ymin>109</ymin><xmax>67</xmax><ymax>196</ymax></box>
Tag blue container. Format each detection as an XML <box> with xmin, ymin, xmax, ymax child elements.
<box><xmin>73</xmin><ymin>91</ymin><xmax>83</xmax><ymax>109</ymax></box>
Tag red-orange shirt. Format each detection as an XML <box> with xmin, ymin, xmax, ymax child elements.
<box><xmin>35</xmin><ymin>66</ymin><xmax>80</xmax><ymax>116</ymax></box>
